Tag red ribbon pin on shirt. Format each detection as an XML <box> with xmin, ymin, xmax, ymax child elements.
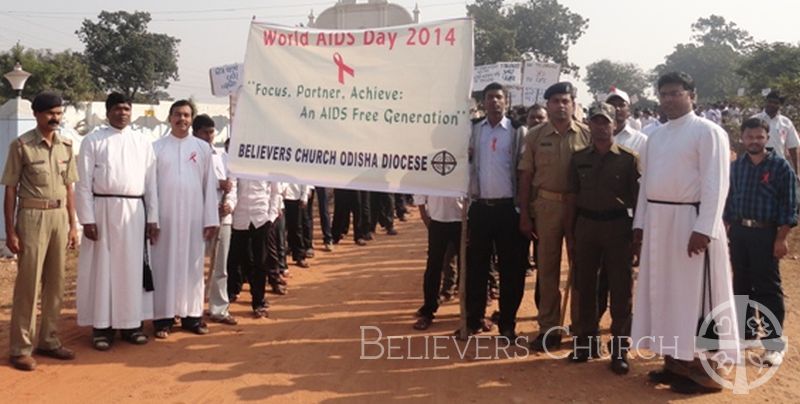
<box><xmin>333</xmin><ymin>52</ymin><xmax>354</xmax><ymax>85</ymax></box>
<box><xmin>189</xmin><ymin>151</ymin><xmax>198</xmax><ymax>163</ymax></box>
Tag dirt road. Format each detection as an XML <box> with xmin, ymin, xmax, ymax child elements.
<box><xmin>0</xmin><ymin>210</ymin><xmax>798</xmax><ymax>403</ymax></box>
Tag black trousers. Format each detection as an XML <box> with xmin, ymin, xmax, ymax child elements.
<box><xmin>332</xmin><ymin>189</ymin><xmax>368</xmax><ymax>241</ymax></box>
<box><xmin>316</xmin><ymin>187</ymin><xmax>333</xmax><ymax>244</ymax></box>
<box><xmin>285</xmin><ymin>200</ymin><xmax>310</xmax><ymax>262</ymax></box>
<box><xmin>229</xmin><ymin>221</ymin><xmax>277</xmax><ymax>310</ymax></box>
<box><xmin>395</xmin><ymin>193</ymin><xmax>411</xmax><ymax>219</ymax></box>
<box><xmin>418</xmin><ymin>220</ymin><xmax>461</xmax><ymax>318</ymax></box>
<box><xmin>730</xmin><ymin>224</ymin><xmax>785</xmax><ymax>350</ymax></box>
<box><xmin>370</xmin><ymin>192</ymin><xmax>395</xmax><ymax>231</ymax></box>
<box><xmin>304</xmin><ymin>191</ymin><xmax>315</xmax><ymax>249</ymax></box>
<box><xmin>466</xmin><ymin>202</ymin><xmax>526</xmax><ymax>333</ymax></box>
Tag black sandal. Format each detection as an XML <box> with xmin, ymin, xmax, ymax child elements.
<box><xmin>92</xmin><ymin>336</ymin><xmax>112</xmax><ymax>351</ymax></box>
<box><xmin>122</xmin><ymin>331</ymin><xmax>148</xmax><ymax>345</ymax></box>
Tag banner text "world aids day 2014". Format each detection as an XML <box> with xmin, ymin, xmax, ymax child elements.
<box><xmin>263</xmin><ymin>28</ymin><xmax>457</xmax><ymax>50</ymax></box>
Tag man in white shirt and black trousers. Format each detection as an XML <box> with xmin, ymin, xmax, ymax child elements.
<box><xmin>463</xmin><ymin>82</ymin><xmax>528</xmax><ymax>339</ymax></box>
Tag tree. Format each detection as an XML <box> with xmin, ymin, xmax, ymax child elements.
<box><xmin>654</xmin><ymin>43</ymin><xmax>742</xmax><ymax>103</ymax></box>
<box><xmin>584</xmin><ymin>60</ymin><xmax>650</xmax><ymax>100</ymax></box>
<box><xmin>738</xmin><ymin>42</ymin><xmax>800</xmax><ymax>98</ymax></box>
<box><xmin>467</xmin><ymin>0</ymin><xmax>588</xmax><ymax>74</ymax></box>
<box><xmin>653</xmin><ymin>15</ymin><xmax>751</xmax><ymax>103</ymax></box>
<box><xmin>77</xmin><ymin>11</ymin><xmax>180</xmax><ymax>102</ymax></box>
<box><xmin>691</xmin><ymin>14</ymin><xmax>753</xmax><ymax>53</ymax></box>
<box><xmin>0</xmin><ymin>44</ymin><xmax>97</xmax><ymax>104</ymax></box>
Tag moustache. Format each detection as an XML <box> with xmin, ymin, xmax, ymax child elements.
<box><xmin>47</xmin><ymin>119</ymin><xmax>60</xmax><ymax>126</ymax></box>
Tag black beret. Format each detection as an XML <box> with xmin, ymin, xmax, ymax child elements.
<box><xmin>31</xmin><ymin>92</ymin><xmax>63</xmax><ymax>113</ymax></box>
<box><xmin>766</xmin><ymin>90</ymin><xmax>785</xmax><ymax>104</ymax></box>
<box><xmin>544</xmin><ymin>81</ymin><xmax>576</xmax><ymax>100</ymax></box>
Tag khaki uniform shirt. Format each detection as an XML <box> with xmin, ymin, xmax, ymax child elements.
<box><xmin>1</xmin><ymin>128</ymin><xmax>78</xmax><ymax>200</ymax></box>
<box><xmin>518</xmin><ymin>120</ymin><xmax>590</xmax><ymax>212</ymax></box>
<box><xmin>567</xmin><ymin>143</ymin><xmax>640</xmax><ymax>212</ymax></box>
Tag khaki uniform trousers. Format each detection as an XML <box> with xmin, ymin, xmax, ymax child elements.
<box><xmin>532</xmin><ymin>197</ymin><xmax>572</xmax><ymax>334</ymax></box>
<box><xmin>9</xmin><ymin>207</ymin><xmax>68</xmax><ymax>356</ymax></box>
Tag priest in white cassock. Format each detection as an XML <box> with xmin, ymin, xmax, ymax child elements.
<box><xmin>631</xmin><ymin>72</ymin><xmax>741</xmax><ymax>395</ymax></box>
<box><xmin>76</xmin><ymin>92</ymin><xmax>159</xmax><ymax>351</ymax></box>
<box><xmin>151</xmin><ymin>100</ymin><xmax>219</xmax><ymax>338</ymax></box>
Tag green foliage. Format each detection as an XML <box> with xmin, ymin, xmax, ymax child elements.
<box><xmin>691</xmin><ymin>14</ymin><xmax>753</xmax><ymax>53</ymax></box>
<box><xmin>467</xmin><ymin>0</ymin><xmax>588</xmax><ymax>74</ymax></box>
<box><xmin>0</xmin><ymin>44</ymin><xmax>97</xmax><ymax>104</ymax></box>
<box><xmin>738</xmin><ymin>42</ymin><xmax>800</xmax><ymax>103</ymax></box>
<box><xmin>654</xmin><ymin>15</ymin><xmax>752</xmax><ymax>103</ymax></box>
<box><xmin>77</xmin><ymin>10</ymin><xmax>180</xmax><ymax>102</ymax></box>
<box><xmin>584</xmin><ymin>60</ymin><xmax>650</xmax><ymax>101</ymax></box>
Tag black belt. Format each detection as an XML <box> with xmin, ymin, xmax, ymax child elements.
<box><xmin>577</xmin><ymin>208</ymin><xmax>629</xmax><ymax>221</ymax></box>
<box><xmin>93</xmin><ymin>193</ymin><xmax>144</xmax><ymax>199</ymax></box>
<box><xmin>474</xmin><ymin>197</ymin><xmax>514</xmax><ymax>207</ymax></box>
<box><xmin>736</xmin><ymin>218</ymin><xmax>776</xmax><ymax>229</ymax></box>
<box><xmin>648</xmin><ymin>199</ymin><xmax>700</xmax><ymax>213</ymax></box>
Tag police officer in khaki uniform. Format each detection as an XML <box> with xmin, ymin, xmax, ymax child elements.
<box><xmin>2</xmin><ymin>92</ymin><xmax>79</xmax><ymax>371</ymax></box>
<box><xmin>518</xmin><ymin>82</ymin><xmax>590</xmax><ymax>351</ymax></box>
<box><xmin>564</xmin><ymin>102</ymin><xmax>639</xmax><ymax>375</ymax></box>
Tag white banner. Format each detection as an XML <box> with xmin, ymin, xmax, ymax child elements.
<box><xmin>472</xmin><ymin>62</ymin><xmax>522</xmax><ymax>90</ymax></box>
<box><xmin>521</xmin><ymin>61</ymin><xmax>560</xmax><ymax>106</ymax></box>
<box><xmin>209</xmin><ymin>63</ymin><xmax>244</xmax><ymax>97</ymax></box>
<box><xmin>229</xmin><ymin>19</ymin><xmax>474</xmax><ymax>197</ymax></box>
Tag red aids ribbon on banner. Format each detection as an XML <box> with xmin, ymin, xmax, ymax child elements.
<box><xmin>333</xmin><ymin>52</ymin><xmax>354</xmax><ymax>85</ymax></box>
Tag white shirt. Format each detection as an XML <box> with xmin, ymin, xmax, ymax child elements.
<box><xmin>212</xmin><ymin>149</ymin><xmax>236</xmax><ymax>226</ymax></box>
<box><xmin>613</xmin><ymin>124</ymin><xmax>648</xmax><ymax>155</ymax></box>
<box><xmin>284</xmin><ymin>183</ymin><xmax>313</xmax><ymax>202</ymax></box>
<box><xmin>641</xmin><ymin>121</ymin><xmax>663</xmax><ymax>136</ymax></box>
<box><xmin>477</xmin><ymin>117</ymin><xmax>514</xmax><ymax>199</ymax></box>
<box><xmin>232</xmin><ymin>179</ymin><xmax>280</xmax><ymax>230</ymax></box>
<box><xmin>752</xmin><ymin>111</ymin><xmax>800</xmax><ymax>160</ymax></box>
<box><xmin>413</xmin><ymin>194</ymin><xmax>463</xmax><ymax>222</ymax></box>
<box><xmin>627</xmin><ymin>117</ymin><xmax>642</xmax><ymax>131</ymax></box>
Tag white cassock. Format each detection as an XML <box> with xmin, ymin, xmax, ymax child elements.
<box><xmin>632</xmin><ymin>111</ymin><xmax>741</xmax><ymax>363</ymax></box>
<box><xmin>76</xmin><ymin>125</ymin><xmax>158</xmax><ymax>329</ymax></box>
<box><xmin>151</xmin><ymin>134</ymin><xmax>219</xmax><ymax>319</ymax></box>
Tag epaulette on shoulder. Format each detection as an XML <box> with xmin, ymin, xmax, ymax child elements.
<box><xmin>617</xmin><ymin>144</ymin><xmax>636</xmax><ymax>156</ymax></box>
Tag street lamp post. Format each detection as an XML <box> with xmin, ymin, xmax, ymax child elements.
<box><xmin>3</xmin><ymin>62</ymin><xmax>32</xmax><ymax>98</ymax></box>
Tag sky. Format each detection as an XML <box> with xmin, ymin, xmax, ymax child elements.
<box><xmin>1</xmin><ymin>0</ymin><xmax>799</xmax><ymax>105</ymax></box>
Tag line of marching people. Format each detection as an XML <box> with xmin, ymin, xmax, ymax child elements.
<box><xmin>3</xmin><ymin>91</ymin><xmax>410</xmax><ymax>371</ymax></box>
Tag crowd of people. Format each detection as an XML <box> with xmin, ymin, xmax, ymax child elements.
<box><xmin>2</xmin><ymin>71</ymin><xmax>796</xmax><ymax>396</ymax></box>
<box><xmin>412</xmin><ymin>73</ymin><xmax>796</xmax><ymax>394</ymax></box>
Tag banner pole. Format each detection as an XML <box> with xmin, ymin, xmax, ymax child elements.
<box><xmin>458</xmin><ymin>199</ymin><xmax>469</xmax><ymax>340</ymax></box>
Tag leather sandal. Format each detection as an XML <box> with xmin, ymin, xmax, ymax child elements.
<box><xmin>93</xmin><ymin>336</ymin><xmax>112</xmax><ymax>351</ymax></box>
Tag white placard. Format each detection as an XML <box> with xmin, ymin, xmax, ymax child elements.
<box><xmin>209</xmin><ymin>63</ymin><xmax>244</xmax><ymax>97</ymax></box>
<box><xmin>521</xmin><ymin>61</ymin><xmax>560</xmax><ymax>106</ymax></box>
<box><xmin>473</xmin><ymin>62</ymin><xmax>522</xmax><ymax>90</ymax></box>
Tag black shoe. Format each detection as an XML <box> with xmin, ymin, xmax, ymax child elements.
<box><xmin>386</xmin><ymin>228</ymin><xmax>398</xmax><ymax>236</ymax></box>
<box><xmin>610</xmin><ymin>356</ymin><xmax>630</xmax><ymax>375</ymax></box>
<box><xmin>498</xmin><ymin>328</ymin><xmax>518</xmax><ymax>341</ymax></box>
<box><xmin>529</xmin><ymin>333</ymin><xmax>561</xmax><ymax>352</ymax></box>
<box><xmin>569</xmin><ymin>348</ymin><xmax>590</xmax><ymax>363</ymax></box>
<box><xmin>364</xmin><ymin>232</ymin><xmax>374</xmax><ymax>241</ymax></box>
<box><xmin>647</xmin><ymin>368</ymin><xmax>678</xmax><ymax>384</ymax></box>
<box><xmin>669</xmin><ymin>377</ymin><xmax>722</xmax><ymax>394</ymax></box>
